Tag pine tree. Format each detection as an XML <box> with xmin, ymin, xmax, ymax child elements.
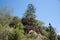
<box><xmin>22</xmin><ymin>4</ymin><xmax>36</xmax><ymax>26</ymax></box>
<box><xmin>24</xmin><ymin>4</ymin><xmax>36</xmax><ymax>18</ymax></box>
<box><xmin>48</xmin><ymin>23</ymin><xmax>58</xmax><ymax>40</ymax></box>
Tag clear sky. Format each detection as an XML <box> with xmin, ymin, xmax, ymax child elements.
<box><xmin>0</xmin><ymin>0</ymin><xmax>60</xmax><ymax>35</ymax></box>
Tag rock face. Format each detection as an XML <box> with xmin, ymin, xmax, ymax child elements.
<box><xmin>35</xmin><ymin>34</ymin><xmax>43</xmax><ymax>40</ymax></box>
<box><xmin>28</xmin><ymin>30</ymin><xmax>43</xmax><ymax>40</ymax></box>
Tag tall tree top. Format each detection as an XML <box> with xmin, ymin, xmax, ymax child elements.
<box><xmin>27</xmin><ymin>4</ymin><xmax>35</xmax><ymax>13</ymax></box>
<box><xmin>24</xmin><ymin>4</ymin><xmax>36</xmax><ymax>19</ymax></box>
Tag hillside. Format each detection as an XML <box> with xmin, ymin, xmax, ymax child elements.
<box><xmin>0</xmin><ymin>4</ymin><xmax>59</xmax><ymax>40</ymax></box>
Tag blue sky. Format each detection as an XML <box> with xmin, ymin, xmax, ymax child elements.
<box><xmin>0</xmin><ymin>0</ymin><xmax>60</xmax><ymax>35</ymax></box>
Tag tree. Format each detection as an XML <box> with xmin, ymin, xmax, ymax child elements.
<box><xmin>9</xmin><ymin>16</ymin><xmax>21</xmax><ymax>28</ymax></box>
<box><xmin>58</xmin><ymin>35</ymin><xmax>60</xmax><ymax>40</ymax></box>
<box><xmin>24</xmin><ymin>4</ymin><xmax>36</xmax><ymax>18</ymax></box>
<box><xmin>0</xmin><ymin>7</ymin><xmax>12</xmax><ymax>26</ymax></box>
<box><xmin>22</xmin><ymin>4</ymin><xmax>44</xmax><ymax>27</ymax></box>
<box><xmin>22</xmin><ymin>4</ymin><xmax>36</xmax><ymax>26</ymax></box>
<box><xmin>48</xmin><ymin>23</ymin><xmax>58</xmax><ymax>40</ymax></box>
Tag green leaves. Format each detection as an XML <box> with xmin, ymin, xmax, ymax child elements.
<box><xmin>47</xmin><ymin>23</ymin><xmax>58</xmax><ymax>40</ymax></box>
<box><xmin>24</xmin><ymin>4</ymin><xmax>36</xmax><ymax>19</ymax></box>
<box><xmin>0</xmin><ymin>4</ymin><xmax>58</xmax><ymax>40</ymax></box>
<box><xmin>58</xmin><ymin>35</ymin><xmax>60</xmax><ymax>40</ymax></box>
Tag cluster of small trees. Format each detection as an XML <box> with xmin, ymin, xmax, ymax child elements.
<box><xmin>0</xmin><ymin>4</ymin><xmax>60</xmax><ymax>40</ymax></box>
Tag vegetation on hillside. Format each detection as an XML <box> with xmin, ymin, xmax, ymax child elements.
<box><xmin>0</xmin><ymin>4</ymin><xmax>59</xmax><ymax>40</ymax></box>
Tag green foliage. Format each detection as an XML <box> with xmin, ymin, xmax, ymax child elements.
<box><xmin>0</xmin><ymin>24</ymin><xmax>2</xmax><ymax>32</ymax></box>
<box><xmin>58</xmin><ymin>35</ymin><xmax>60</xmax><ymax>40</ymax></box>
<box><xmin>0</xmin><ymin>4</ymin><xmax>58</xmax><ymax>40</ymax></box>
<box><xmin>34</xmin><ymin>20</ymin><xmax>44</xmax><ymax>26</ymax></box>
<box><xmin>47</xmin><ymin>23</ymin><xmax>58</xmax><ymax>40</ymax></box>
<box><xmin>0</xmin><ymin>7</ymin><xmax>13</xmax><ymax>26</ymax></box>
<box><xmin>24</xmin><ymin>4</ymin><xmax>36</xmax><ymax>19</ymax></box>
<box><xmin>39</xmin><ymin>26</ymin><xmax>48</xmax><ymax>37</ymax></box>
<box><xmin>15</xmin><ymin>23</ymin><xmax>24</xmax><ymax>40</ymax></box>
